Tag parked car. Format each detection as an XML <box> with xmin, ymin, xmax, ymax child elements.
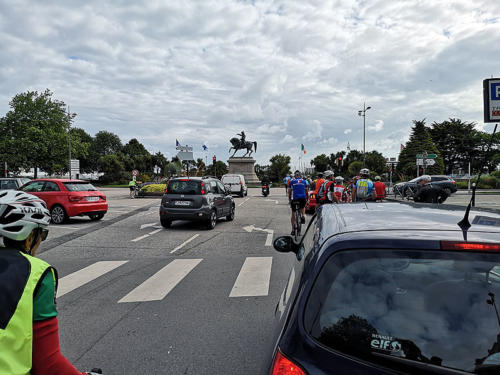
<box><xmin>0</xmin><ymin>177</ymin><xmax>31</xmax><ymax>190</ymax></box>
<box><xmin>19</xmin><ymin>179</ymin><xmax>108</xmax><ymax>224</ymax></box>
<box><xmin>159</xmin><ymin>176</ymin><xmax>235</xmax><ymax>229</ymax></box>
<box><xmin>263</xmin><ymin>202</ymin><xmax>500</xmax><ymax>375</ymax></box>
<box><xmin>221</xmin><ymin>174</ymin><xmax>247</xmax><ymax>197</ymax></box>
<box><xmin>394</xmin><ymin>175</ymin><xmax>457</xmax><ymax>198</ymax></box>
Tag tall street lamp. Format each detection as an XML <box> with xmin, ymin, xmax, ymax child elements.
<box><xmin>358</xmin><ymin>102</ymin><xmax>371</xmax><ymax>166</ymax></box>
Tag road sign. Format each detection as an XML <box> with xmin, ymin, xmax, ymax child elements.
<box><xmin>70</xmin><ymin>159</ymin><xmax>80</xmax><ymax>175</ymax></box>
<box><xmin>483</xmin><ymin>78</ymin><xmax>500</xmax><ymax>122</ymax></box>
<box><xmin>177</xmin><ymin>151</ymin><xmax>194</xmax><ymax>162</ymax></box>
<box><xmin>132</xmin><ymin>169</ymin><xmax>139</xmax><ymax>176</ymax></box>
<box><xmin>416</xmin><ymin>159</ymin><xmax>435</xmax><ymax>166</ymax></box>
<box><xmin>416</xmin><ymin>154</ymin><xmax>437</xmax><ymax>159</ymax></box>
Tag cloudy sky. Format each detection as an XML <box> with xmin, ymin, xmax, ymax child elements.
<box><xmin>1</xmin><ymin>0</ymin><xmax>499</xmax><ymax>168</ymax></box>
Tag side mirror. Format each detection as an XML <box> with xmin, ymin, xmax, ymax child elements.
<box><xmin>273</xmin><ymin>236</ymin><xmax>300</xmax><ymax>254</ymax></box>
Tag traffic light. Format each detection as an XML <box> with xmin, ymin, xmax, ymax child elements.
<box><xmin>336</xmin><ymin>156</ymin><xmax>344</xmax><ymax>166</ymax></box>
<box><xmin>212</xmin><ymin>155</ymin><xmax>216</xmax><ymax>165</ymax></box>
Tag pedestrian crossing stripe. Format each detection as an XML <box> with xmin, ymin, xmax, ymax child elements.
<box><xmin>57</xmin><ymin>257</ymin><xmax>274</xmax><ymax>302</ymax></box>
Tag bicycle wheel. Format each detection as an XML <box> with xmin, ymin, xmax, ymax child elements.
<box><xmin>295</xmin><ymin>210</ymin><xmax>302</xmax><ymax>240</ymax></box>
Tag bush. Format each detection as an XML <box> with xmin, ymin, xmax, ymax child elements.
<box><xmin>140</xmin><ymin>183</ymin><xmax>166</xmax><ymax>193</ymax></box>
<box><xmin>491</xmin><ymin>170</ymin><xmax>500</xmax><ymax>178</ymax></box>
<box><xmin>138</xmin><ymin>174</ymin><xmax>152</xmax><ymax>182</ymax></box>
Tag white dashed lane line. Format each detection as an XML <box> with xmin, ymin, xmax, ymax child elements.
<box><xmin>171</xmin><ymin>234</ymin><xmax>200</xmax><ymax>253</ymax></box>
<box><xmin>237</xmin><ymin>197</ymin><xmax>250</xmax><ymax>207</ymax></box>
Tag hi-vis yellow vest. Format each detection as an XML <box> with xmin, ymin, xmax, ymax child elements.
<box><xmin>0</xmin><ymin>249</ymin><xmax>52</xmax><ymax>375</ymax></box>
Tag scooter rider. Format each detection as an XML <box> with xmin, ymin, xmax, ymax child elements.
<box><xmin>261</xmin><ymin>175</ymin><xmax>271</xmax><ymax>196</ymax></box>
<box><xmin>288</xmin><ymin>170</ymin><xmax>308</xmax><ymax>235</ymax></box>
<box><xmin>0</xmin><ymin>191</ymin><xmax>101</xmax><ymax>375</ymax></box>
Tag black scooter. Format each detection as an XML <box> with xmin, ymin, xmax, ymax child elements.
<box><xmin>261</xmin><ymin>183</ymin><xmax>270</xmax><ymax>197</ymax></box>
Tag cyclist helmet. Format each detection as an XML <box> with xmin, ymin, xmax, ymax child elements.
<box><xmin>335</xmin><ymin>176</ymin><xmax>344</xmax><ymax>183</ymax></box>
<box><xmin>375</xmin><ymin>175</ymin><xmax>381</xmax><ymax>181</ymax></box>
<box><xmin>317</xmin><ymin>172</ymin><xmax>324</xmax><ymax>178</ymax></box>
<box><xmin>0</xmin><ymin>190</ymin><xmax>50</xmax><ymax>242</ymax></box>
<box><xmin>324</xmin><ymin>170</ymin><xmax>334</xmax><ymax>178</ymax></box>
<box><xmin>419</xmin><ymin>175</ymin><xmax>431</xmax><ymax>183</ymax></box>
<box><xmin>359</xmin><ymin>168</ymin><xmax>370</xmax><ymax>177</ymax></box>
<box><xmin>294</xmin><ymin>170</ymin><xmax>302</xmax><ymax>178</ymax></box>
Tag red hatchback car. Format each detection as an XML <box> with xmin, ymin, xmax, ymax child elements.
<box><xmin>19</xmin><ymin>179</ymin><xmax>108</xmax><ymax>224</ymax></box>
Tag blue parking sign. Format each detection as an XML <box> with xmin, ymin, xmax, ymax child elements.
<box><xmin>491</xmin><ymin>83</ymin><xmax>500</xmax><ymax>100</ymax></box>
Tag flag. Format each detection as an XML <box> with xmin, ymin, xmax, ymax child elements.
<box><xmin>176</xmin><ymin>139</ymin><xmax>180</xmax><ymax>147</ymax></box>
<box><xmin>202</xmin><ymin>144</ymin><xmax>208</xmax><ymax>151</ymax></box>
<box><xmin>301</xmin><ymin>144</ymin><xmax>306</xmax><ymax>154</ymax></box>
<box><xmin>400</xmin><ymin>144</ymin><xmax>404</xmax><ymax>151</ymax></box>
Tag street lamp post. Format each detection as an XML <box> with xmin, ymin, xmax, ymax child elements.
<box><xmin>358</xmin><ymin>102</ymin><xmax>371</xmax><ymax>167</ymax></box>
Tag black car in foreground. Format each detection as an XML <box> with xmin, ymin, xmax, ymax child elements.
<box><xmin>395</xmin><ymin>175</ymin><xmax>457</xmax><ymax>198</ymax></box>
<box><xmin>159</xmin><ymin>176</ymin><xmax>235</xmax><ymax>229</ymax></box>
<box><xmin>264</xmin><ymin>202</ymin><xmax>500</xmax><ymax>375</ymax></box>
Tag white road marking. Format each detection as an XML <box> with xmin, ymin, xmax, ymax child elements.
<box><xmin>237</xmin><ymin>197</ymin><xmax>250</xmax><ymax>207</ymax></box>
<box><xmin>58</xmin><ymin>261</ymin><xmax>128</xmax><ymax>297</ymax></box>
<box><xmin>170</xmin><ymin>234</ymin><xmax>200</xmax><ymax>253</ymax></box>
<box><xmin>141</xmin><ymin>223</ymin><xmax>158</xmax><ymax>230</ymax></box>
<box><xmin>264</xmin><ymin>199</ymin><xmax>279</xmax><ymax>204</ymax></box>
<box><xmin>118</xmin><ymin>259</ymin><xmax>203</xmax><ymax>303</ymax></box>
<box><xmin>149</xmin><ymin>228</ymin><xmax>162</xmax><ymax>235</ymax></box>
<box><xmin>243</xmin><ymin>225</ymin><xmax>274</xmax><ymax>246</ymax></box>
<box><xmin>49</xmin><ymin>226</ymin><xmax>80</xmax><ymax>230</ymax></box>
<box><xmin>131</xmin><ymin>234</ymin><xmax>150</xmax><ymax>242</ymax></box>
<box><xmin>229</xmin><ymin>257</ymin><xmax>273</xmax><ymax>297</ymax></box>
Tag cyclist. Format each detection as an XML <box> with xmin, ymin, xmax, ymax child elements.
<box><xmin>352</xmin><ymin>168</ymin><xmax>377</xmax><ymax>202</ymax></box>
<box><xmin>288</xmin><ymin>170</ymin><xmax>308</xmax><ymax>235</ymax></box>
<box><xmin>333</xmin><ymin>176</ymin><xmax>347</xmax><ymax>203</ymax></box>
<box><xmin>373</xmin><ymin>176</ymin><xmax>387</xmax><ymax>201</ymax></box>
<box><xmin>320</xmin><ymin>170</ymin><xmax>339</xmax><ymax>205</ymax></box>
<box><xmin>0</xmin><ymin>191</ymin><xmax>100</xmax><ymax>375</ymax></box>
<box><xmin>313</xmin><ymin>172</ymin><xmax>325</xmax><ymax>196</ymax></box>
<box><xmin>414</xmin><ymin>175</ymin><xmax>448</xmax><ymax>203</ymax></box>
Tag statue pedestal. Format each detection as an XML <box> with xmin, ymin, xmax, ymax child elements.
<box><xmin>227</xmin><ymin>157</ymin><xmax>260</xmax><ymax>185</ymax></box>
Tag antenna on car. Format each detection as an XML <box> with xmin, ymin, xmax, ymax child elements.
<box><xmin>457</xmin><ymin>124</ymin><xmax>497</xmax><ymax>240</ymax></box>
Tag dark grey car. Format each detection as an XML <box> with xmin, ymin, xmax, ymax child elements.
<box><xmin>0</xmin><ymin>177</ymin><xmax>31</xmax><ymax>190</ymax></box>
<box><xmin>395</xmin><ymin>175</ymin><xmax>457</xmax><ymax>197</ymax></box>
<box><xmin>159</xmin><ymin>177</ymin><xmax>235</xmax><ymax>230</ymax></box>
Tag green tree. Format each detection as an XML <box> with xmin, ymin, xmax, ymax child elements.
<box><xmin>122</xmin><ymin>138</ymin><xmax>152</xmax><ymax>173</ymax></box>
<box><xmin>97</xmin><ymin>154</ymin><xmax>125</xmax><ymax>183</ymax></box>
<box><xmin>92</xmin><ymin>131</ymin><xmax>122</xmax><ymax>157</ymax></box>
<box><xmin>152</xmin><ymin>152</ymin><xmax>168</xmax><ymax>177</ymax></box>
<box><xmin>398</xmin><ymin>119</ymin><xmax>444</xmax><ymax>178</ymax></box>
<box><xmin>348</xmin><ymin>161</ymin><xmax>363</xmax><ymax>176</ymax></box>
<box><xmin>69</xmin><ymin>128</ymin><xmax>92</xmax><ymax>173</ymax></box>
<box><xmin>195</xmin><ymin>158</ymin><xmax>206</xmax><ymax>176</ymax></box>
<box><xmin>269</xmin><ymin>154</ymin><xmax>291</xmax><ymax>182</ymax></box>
<box><xmin>0</xmin><ymin>89</ymin><xmax>76</xmax><ymax>177</ymax></box>
<box><xmin>310</xmin><ymin>154</ymin><xmax>330</xmax><ymax>172</ymax></box>
<box><xmin>428</xmin><ymin>118</ymin><xmax>478</xmax><ymax>175</ymax></box>
<box><xmin>365</xmin><ymin>150</ymin><xmax>387</xmax><ymax>175</ymax></box>
<box><xmin>206</xmin><ymin>161</ymin><xmax>228</xmax><ymax>177</ymax></box>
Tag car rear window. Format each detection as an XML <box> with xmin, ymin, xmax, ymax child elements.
<box><xmin>167</xmin><ymin>180</ymin><xmax>201</xmax><ymax>195</ymax></box>
<box><xmin>304</xmin><ymin>249</ymin><xmax>500</xmax><ymax>374</ymax></box>
<box><xmin>222</xmin><ymin>176</ymin><xmax>240</xmax><ymax>184</ymax></box>
<box><xmin>63</xmin><ymin>182</ymin><xmax>97</xmax><ymax>191</ymax></box>
<box><xmin>0</xmin><ymin>180</ymin><xmax>18</xmax><ymax>190</ymax></box>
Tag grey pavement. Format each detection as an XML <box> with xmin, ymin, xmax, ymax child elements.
<box><xmin>38</xmin><ymin>187</ymin><xmax>295</xmax><ymax>375</ymax></box>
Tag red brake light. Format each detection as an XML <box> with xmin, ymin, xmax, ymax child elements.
<box><xmin>68</xmin><ymin>195</ymin><xmax>82</xmax><ymax>202</ymax></box>
<box><xmin>452</xmin><ymin>180</ymin><xmax>456</xmax><ymax>184</ymax></box>
<box><xmin>201</xmin><ymin>181</ymin><xmax>205</xmax><ymax>195</ymax></box>
<box><xmin>165</xmin><ymin>181</ymin><xmax>169</xmax><ymax>193</ymax></box>
<box><xmin>179</xmin><ymin>179</ymin><xmax>189</xmax><ymax>181</ymax></box>
<box><xmin>270</xmin><ymin>350</ymin><xmax>306</xmax><ymax>375</ymax></box>
<box><xmin>441</xmin><ymin>241</ymin><xmax>500</xmax><ymax>251</ymax></box>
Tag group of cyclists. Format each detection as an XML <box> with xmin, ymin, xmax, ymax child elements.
<box><xmin>285</xmin><ymin>168</ymin><xmax>387</xmax><ymax>235</ymax></box>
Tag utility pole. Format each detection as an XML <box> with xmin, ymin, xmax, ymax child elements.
<box><xmin>358</xmin><ymin>103</ymin><xmax>371</xmax><ymax>167</ymax></box>
<box><xmin>68</xmin><ymin>107</ymin><xmax>72</xmax><ymax>180</ymax></box>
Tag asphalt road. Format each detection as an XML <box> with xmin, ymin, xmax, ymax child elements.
<box><xmin>38</xmin><ymin>188</ymin><xmax>295</xmax><ymax>375</ymax></box>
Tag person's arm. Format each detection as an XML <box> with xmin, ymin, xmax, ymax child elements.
<box><xmin>352</xmin><ymin>184</ymin><xmax>357</xmax><ymax>202</ymax></box>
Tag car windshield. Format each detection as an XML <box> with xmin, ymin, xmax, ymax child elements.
<box><xmin>167</xmin><ymin>180</ymin><xmax>201</xmax><ymax>195</ymax></box>
<box><xmin>221</xmin><ymin>176</ymin><xmax>240</xmax><ymax>184</ymax></box>
<box><xmin>304</xmin><ymin>250</ymin><xmax>500</xmax><ymax>374</ymax></box>
<box><xmin>63</xmin><ymin>182</ymin><xmax>98</xmax><ymax>191</ymax></box>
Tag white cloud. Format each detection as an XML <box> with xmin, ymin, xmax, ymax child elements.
<box><xmin>0</xmin><ymin>0</ymin><xmax>498</xmax><ymax>164</ymax></box>
<box><xmin>368</xmin><ymin>120</ymin><xmax>384</xmax><ymax>132</ymax></box>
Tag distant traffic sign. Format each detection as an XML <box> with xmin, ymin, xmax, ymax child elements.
<box><xmin>132</xmin><ymin>169</ymin><xmax>139</xmax><ymax>176</ymax></box>
<box><xmin>416</xmin><ymin>154</ymin><xmax>437</xmax><ymax>159</ymax></box>
<box><xmin>416</xmin><ymin>159</ymin><xmax>436</xmax><ymax>166</ymax></box>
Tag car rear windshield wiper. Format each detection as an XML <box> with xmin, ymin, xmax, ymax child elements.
<box><xmin>372</xmin><ymin>352</ymin><xmax>472</xmax><ymax>375</ymax></box>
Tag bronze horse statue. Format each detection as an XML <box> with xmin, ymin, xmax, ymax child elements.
<box><xmin>229</xmin><ymin>138</ymin><xmax>257</xmax><ymax>157</ymax></box>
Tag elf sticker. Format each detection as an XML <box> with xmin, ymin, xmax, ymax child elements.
<box><xmin>370</xmin><ymin>334</ymin><xmax>401</xmax><ymax>352</ymax></box>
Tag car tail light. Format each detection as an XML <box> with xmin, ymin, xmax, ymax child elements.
<box><xmin>452</xmin><ymin>180</ymin><xmax>456</xmax><ymax>184</ymax></box>
<box><xmin>201</xmin><ymin>182</ymin><xmax>205</xmax><ymax>195</ymax></box>
<box><xmin>100</xmin><ymin>195</ymin><xmax>106</xmax><ymax>201</ymax></box>
<box><xmin>68</xmin><ymin>195</ymin><xmax>82</xmax><ymax>202</ymax></box>
<box><xmin>165</xmin><ymin>181</ymin><xmax>169</xmax><ymax>193</ymax></box>
<box><xmin>441</xmin><ymin>241</ymin><xmax>500</xmax><ymax>251</ymax></box>
<box><xmin>179</xmin><ymin>179</ymin><xmax>189</xmax><ymax>181</ymax></box>
<box><xmin>270</xmin><ymin>350</ymin><xmax>306</xmax><ymax>375</ymax></box>
<box><xmin>240</xmin><ymin>181</ymin><xmax>243</xmax><ymax>185</ymax></box>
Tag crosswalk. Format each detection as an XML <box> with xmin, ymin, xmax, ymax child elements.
<box><xmin>57</xmin><ymin>257</ymin><xmax>275</xmax><ymax>303</ymax></box>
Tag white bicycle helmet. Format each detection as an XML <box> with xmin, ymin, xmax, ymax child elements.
<box><xmin>0</xmin><ymin>190</ymin><xmax>50</xmax><ymax>241</ymax></box>
<box><xmin>359</xmin><ymin>168</ymin><xmax>370</xmax><ymax>176</ymax></box>
<box><xmin>324</xmin><ymin>170</ymin><xmax>334</xmax><ymax>178</ymax></box>
<box><xmin>335</xmin><ymin>176</ymin><xmax>344</xmax><ymax>183</ymax></box>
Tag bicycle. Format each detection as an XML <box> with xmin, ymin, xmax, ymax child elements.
<box><xmin>291</xmin><ymin>201</ymin><xmax>302</xmax><ymax>242</ymax></box>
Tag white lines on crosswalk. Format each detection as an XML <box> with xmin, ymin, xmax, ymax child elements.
<box><xmin>237</xmin><ymin>197</ymin><xmax>250</xmax><ymax>207</ymax></box>
<box><xmin>118</xmin><ymin>259</ymin><xmax>203</xmax><ymax>303</ymax></box>
<box><xmin>229</xmin><ymin>257</ymin><xmax>273</xmax><ymax>297</ymax></box>
<box><xmin>58</xmin><ymin>261</ymin><xmax>129</xmax><ymax>297</ymax></box>
<box><xmin>170</xmin><ymin>234</ymin><xmax>200</xmax><ymax>253</ymax></box>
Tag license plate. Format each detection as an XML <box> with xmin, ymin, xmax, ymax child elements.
<box><xmin>86</xmin><ymin>196</ymin><xmax>99</xmax><ymax>202</ymax></box>
<box><xmin>174</xmin><ymin>201</ymin><xmax>191</xmax><ymax>206</ymax></box>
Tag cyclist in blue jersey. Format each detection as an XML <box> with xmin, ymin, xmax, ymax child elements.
<box><xmin>352</xmin><ymin>168</ymin><xmax>377</xmax><ymax>202</ymax></box>
<box><xmin>288</xmin><ymin>170</ymin><xmax>309</xmax><ymax>235</ymax></box>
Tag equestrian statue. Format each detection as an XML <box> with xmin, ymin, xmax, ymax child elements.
<box><xmin>229</xmin><ymin>131</ymin><xmax>257</xmax><ymax>157</ymax></box>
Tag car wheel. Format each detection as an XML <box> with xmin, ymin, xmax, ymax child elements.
<box><xmin>50</xmin><ymin>205</ymin><xmax>67</xmax><ymax>224</ymax></box>
<box><xmin>89</xmin><ymin>213</ymin><xmax>105</xmax><ymax>221</ymax></box>
<box><xmin>244</xmin><ymin>189</ymin><xmax>248</xmax><ymax>197</ymax></box>
<box><xmin>160</xmin><ymin>218</ymin><xmax>171</xmax><ymax>228</ymax></box>
<box><xmin>206</xmin><ymin>210</ymin><xmax>217</xmax><ymax>230</ymax></box>
<box><xmin>226</xmin><ymin>205</ymin><xmax>235</xmax><ymax>221</ymax></box>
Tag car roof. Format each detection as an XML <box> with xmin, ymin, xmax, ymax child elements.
<box><xmin>318</xmin><ymin>202</ymin><xmax>500</xmax><ymax>243</ymax></box>
<box><xmin>30</xmin><ymin>178</ymin><xmax>86</xmax><ymax>182</ymax></box>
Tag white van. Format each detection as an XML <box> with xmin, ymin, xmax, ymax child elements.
<box><xmin>221</xmin><ymin>174</ymin><xmax>247</xmax><ymax>197</ymax></box>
